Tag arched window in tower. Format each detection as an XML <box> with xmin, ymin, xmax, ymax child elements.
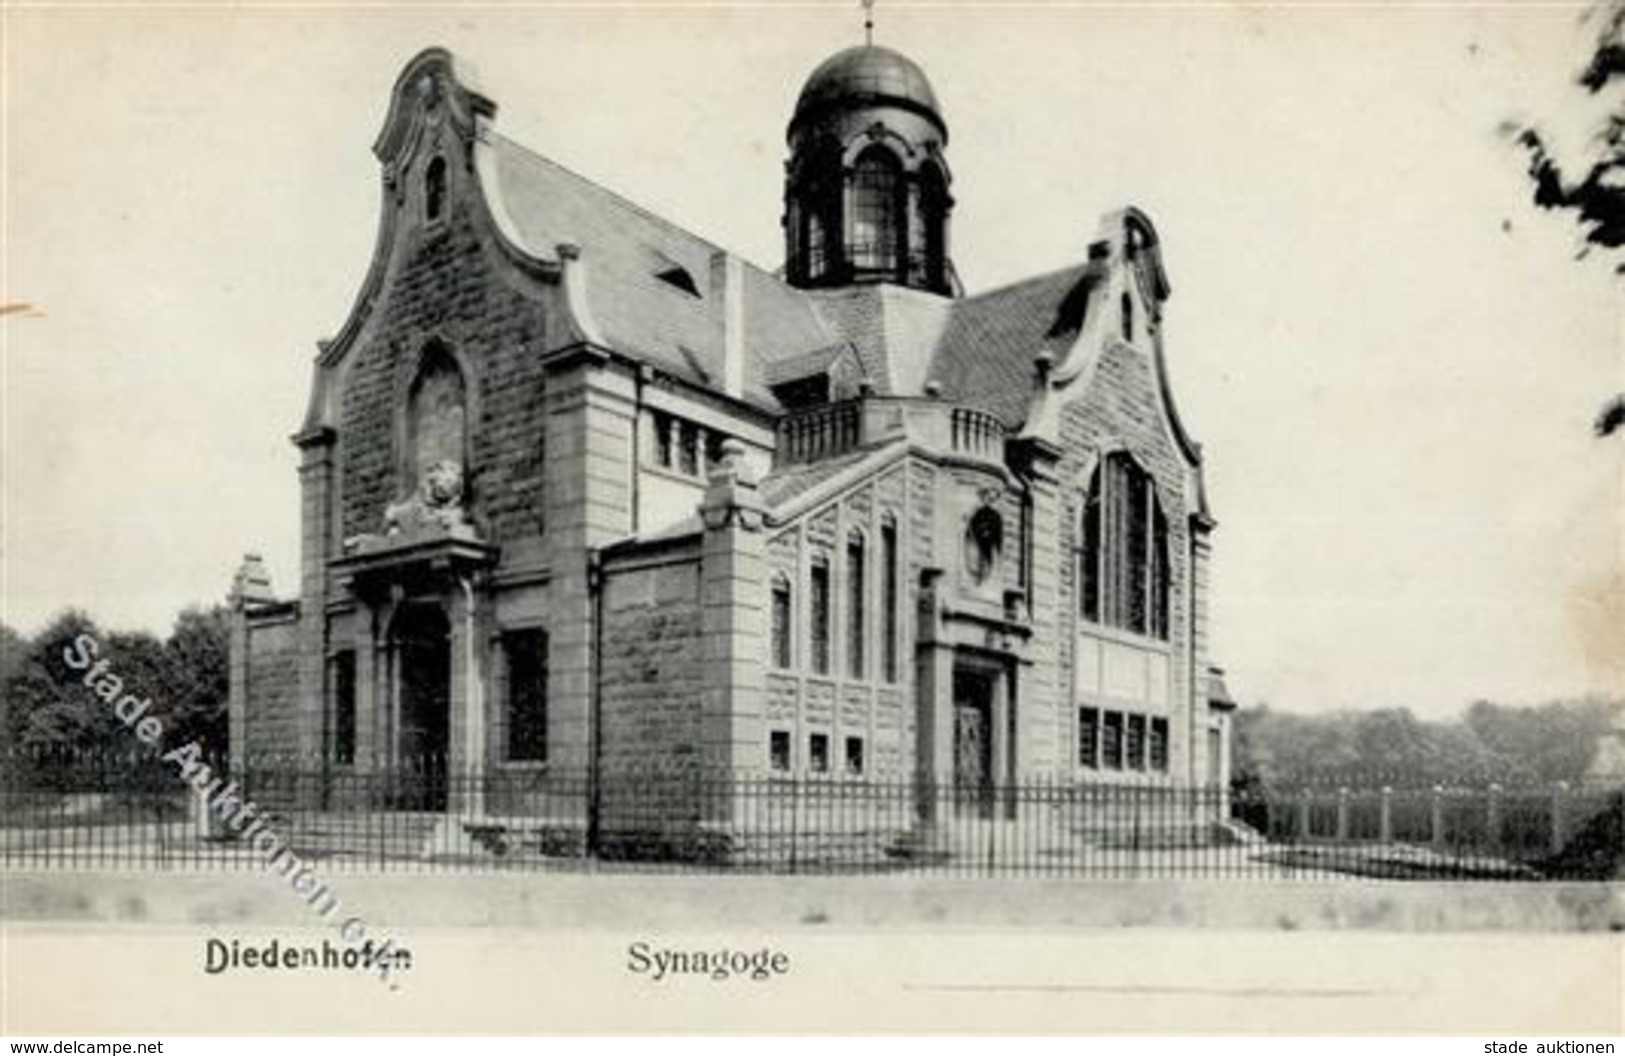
<box><xmin>806</xmin><ymin>208</ymin><xmax>829</xmax><ymax>281</ymax></box>
<box><xmin>850</xmin><ymin>148</ymin><xmax>903</xmax><ymax>277</ymax></box>
<box><xmin>425</xmin><ymin>156</ymin><xmax>447</xmax><ymax>224</ymax></box>
<box><xmin>1121</xmin><ymin>291</ymin><xmax>1135</xmax><ymax>343</ymax></box>
<box><xmin>1079</xmin><ymin>453</ymin><xmax>1169</xmax><ymax>640</ymax></box>
<box><xmin>406</xmin><ymin>343</ymin><xmax>467</xmax><ymax>503</ymax></box>
<box><xmin>919</xmin><ymin>162</ymin><xmax>949</xmax><ymax>291</ymax></box>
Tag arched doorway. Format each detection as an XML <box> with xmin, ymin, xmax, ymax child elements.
<box><xmin>391</xmin><ymin>602</ymin><xmax>450</xmax><ymax>810</ymax></box>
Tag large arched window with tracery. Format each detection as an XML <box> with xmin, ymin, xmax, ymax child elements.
<box><xmin>1080</xmin><ymin>453</ymin><xmax>1170</xmax><ymax>640</ymax></box>
<box><xmin>850</xmin><ymin>148</ymin><xmax>903</xmax><ymax>277</ymax></box>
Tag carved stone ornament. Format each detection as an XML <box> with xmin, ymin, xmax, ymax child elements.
<box><xmin>382</xmin><ymin>459</ymin><xmax>471</xmax><ymax>537</ymax></box>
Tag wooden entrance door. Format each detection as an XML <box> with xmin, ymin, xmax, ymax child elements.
<box><xmin>393</xmin><ymin>603</ymin><xmax>451</xmax><ymax>811</ymax></box>
<box><xmin>953</xmin><ymin>669</ymin><xmax>994</xmax><ymax>819</ymax></box>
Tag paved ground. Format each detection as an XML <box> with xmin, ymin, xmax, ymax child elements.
<box><xmin>5</xmin><ymin>920</ymin><xmax>1621</xmax><ymax>1033</ymax></box>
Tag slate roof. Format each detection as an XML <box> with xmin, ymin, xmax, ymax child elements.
<box><xmin>758</xmin><ymin>445</ymin><xmax>889</xmax><ymax>510</ymax></box>
<box><xmin>926</xmin><ymin>264</ymin><xmax>1097</xmax><ymax>427</ymax></box>
<box><xmin>484</xmin><ymin>134</ymin><xmax>836</xmax><ymax>410</ymax></box>
<box><xmin>483</xmin><ymin>133</ymin><xmax>1099</xmax><ymax>431</ymax></box>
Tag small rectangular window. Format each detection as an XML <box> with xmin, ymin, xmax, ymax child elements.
<box><xmin>809</xmin><ymin>732</ymin><xmax>830</xmax><ymax>773</ymax></box>
<box><xmin>504</xmin><ymin>629</ymin><xmax>548</xmax><ymax>763</ymax></box>
<box><xmin>770</xmin><ymin>730</ymin><xmax>792</xmax><ymax>773</ymax></box>
<box><xmin>331</xmin><ymin>651</ymin><xmax>356</xmax><ymax>766</ymax></box>
<box><xmin>679</xmin><ymin>420</ymin><xmax>700</xmax><ymax>476</ymax></box>
<box><xmin>845</xmin><ymin>736</ymin><xmax>865</xmax><ymax>776</ymax></box>
<box><xmin>653</xmin><ymin>412</ymin><xmax>673</xmax><ymax>469</ymax></box>
<box><xmin>1078</xmin><ymin>707</ymin><xmax>1099</xmax><ymax>769</ymax></box>
<box><xmin>1102</xmin><ymin>711</ymin><xmax>1124</xmax><ymax>770</ymax></box>
<box><xmin>1127</xmin><ymin>714</ymin><xmax>1147</xmax><ymax>772</ymax></box>
<box><xmin>1150</xmin><ymin>717</ymin><xmax>1169</xmax><ymax>773</ymax></box>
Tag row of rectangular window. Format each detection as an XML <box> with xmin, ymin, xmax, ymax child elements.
<box><xmin>1078</xmin><ymin>707</ymin><xmax>1169</xmax><ymax>773</ymax></box>
<box><xmin>769</xmin><ymin>521</ymin><xmax>900</xmax><ymax>683</ymax></box>
<box><xmin>651</xmin><ymin>410</ymin><xmax>726</xmax><ymax>478</ymax></box>
<box><xmin>769</xmin><ymin>729</ymin><xmax>865</xmax><ymax>776</ymax></box>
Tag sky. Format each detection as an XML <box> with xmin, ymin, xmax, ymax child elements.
<box><xmin>3</xmin><ymin>2</ymin><xmax>1621</xmax><ymax>719</ymax></box>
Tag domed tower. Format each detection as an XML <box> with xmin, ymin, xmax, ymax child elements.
<box><xmin>783</xmin><ymin>44</ymin><xmax>957</xmax><ymax>296</ymax></box>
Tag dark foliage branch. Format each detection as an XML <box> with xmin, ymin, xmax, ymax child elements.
<box><xmin>1511</xmin><ymin>1</ymin><xmax>1625</xmax><ymax>435</ymax></box>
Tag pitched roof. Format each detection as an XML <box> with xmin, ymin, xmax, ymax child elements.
<box><xmin>483</xmin><ymin>134</ymin><xmax>836</xmax><ymax>409</ymax></box>
<box><xmin>758</xmin><ymin>444</ymin><xmax>885</xmax><ymax>509</ymax></box>
<box><xmin>483</xmin><ymin>134</ymin><xmax>1098</xmax><ymax>430</ymax></box>
<box><xmin>925</xmin><ymin>264</ymin><xmax>1096</xmax><ymax>427</ymax></box>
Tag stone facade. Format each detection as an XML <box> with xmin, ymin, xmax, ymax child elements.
<box><xmin>228</xmin><ymin>44</ymin><xmax>1231</xmax><ymax>850</ymax></box>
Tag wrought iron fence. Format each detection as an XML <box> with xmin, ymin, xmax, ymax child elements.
<box><xmin>1</xmin><ymin>751</ymin><xmax>1619</xmax><ymax>880</ymax></box>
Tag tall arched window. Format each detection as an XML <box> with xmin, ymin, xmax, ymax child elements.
<box><xmin>1080</xmin><ymin>453</ymin><xmax>1170</xmax><ymax>640</ymax></box>
<box><xmin>810</xmin><ymin>553</ymin><xmax>832</xmax><ymax>676</ymax></box>
<box><xmin>425</xmin><ymin>156</ymin><xmax>447</xmax><ymax>223</ymax></box>
<box><xmin>846</xmin><ymin>530</ymin><xmax>867</xmax><ymax>680</ymax></box>
<box><xmin>919</xmin><ymin>162</ymin><xmax>949</xmax><ymax>291</ymax></box>
<box><xmin>770</xmin><ymin>573</ymin><xmax>793</xmax><ymax>670</ymax></box>
<box><xmin>881</xmin><ymin>517</ymin><xmax>899</xmax><ymax>683</ymax></box>
<box><xmin>850</xmin><ymin>148</ymin><xmax>902</xmax><ymax>276</ymax></box>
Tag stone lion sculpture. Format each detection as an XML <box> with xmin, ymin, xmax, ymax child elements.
<box><xmin>383</xmin><ymin>459</ymin><xmax>469</xmax><ymax>536</ymax></box>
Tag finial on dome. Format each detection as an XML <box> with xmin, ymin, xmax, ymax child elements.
<box><xmin>862</xmin><ymin>0</ymin><xmax>875</xmax><ymax>45</ymax></box>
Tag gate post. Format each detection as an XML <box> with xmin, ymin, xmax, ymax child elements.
<box><xmin>1486</xmin><ymin>783</ymin><xmax>1503</xmax><ymax>854</ymax></box>
<box><xmin>1550</xmin><ymin>780</ymin><xmax>1570</xmax><ymax>855</ymax></box>
<box><xmin>1430</xmin><ymin>784</ymin><xmax>1446</xmax><ymax>852</ymax></box>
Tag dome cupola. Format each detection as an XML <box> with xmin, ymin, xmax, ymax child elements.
<box><xmin>782</xmin><ymin>43</ymin><xmax>956</xmax><ymax>296</ymax></box>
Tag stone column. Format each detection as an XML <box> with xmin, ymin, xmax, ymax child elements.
<box><xmin>447</xmin><ymin>572</ymin><xmax>487</xmax><ymax>817</ymax></box>
<box><xmin>351</xmin><ymin>602</ymin><xmax>379</xmax><ymax>775</ymax></box>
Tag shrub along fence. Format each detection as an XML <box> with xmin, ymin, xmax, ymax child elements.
<box><xmin>1</xmin><ymin>750</ymin><xmax>1619</xmax><ymax>879</ymax></box>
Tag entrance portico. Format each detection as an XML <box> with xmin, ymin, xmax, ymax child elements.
<box><xmin>332</xmin><ymin>535</ymin><xmax>498</xmax><ymax>815</ymax></box>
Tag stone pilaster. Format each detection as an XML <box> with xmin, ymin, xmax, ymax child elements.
<box><xmin>542</xmin><ymin>342</ymin><xmax>638</xmax><ymax>779</ymax></box>
<box><xmin>1189</xmin><ymin>522</ymin><xmax>1214</xmax><ymax>785</ymax></box>
<box><xmin>1013</xmin><ymin>437</ymin><xmax>1064</xmax><ymax>778</ymax></box>
<box><xmin>913</xmin><ymin>567</ymin><xmax>953</xmax><ymax>825</ymax></box>
<box><xmin>227</xmin><ymin>554</ymin><xmax>277</xmax><ymax>767</ymax></box>
<box><xmin>698</xmin><ymin>440</ymin><xmax>768</xmax><ymax>787</ymax></box>
<box><xmin>293</xmin><ymin>427</ymin><xmax>336</xmax><ymax>770</ymax></box>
